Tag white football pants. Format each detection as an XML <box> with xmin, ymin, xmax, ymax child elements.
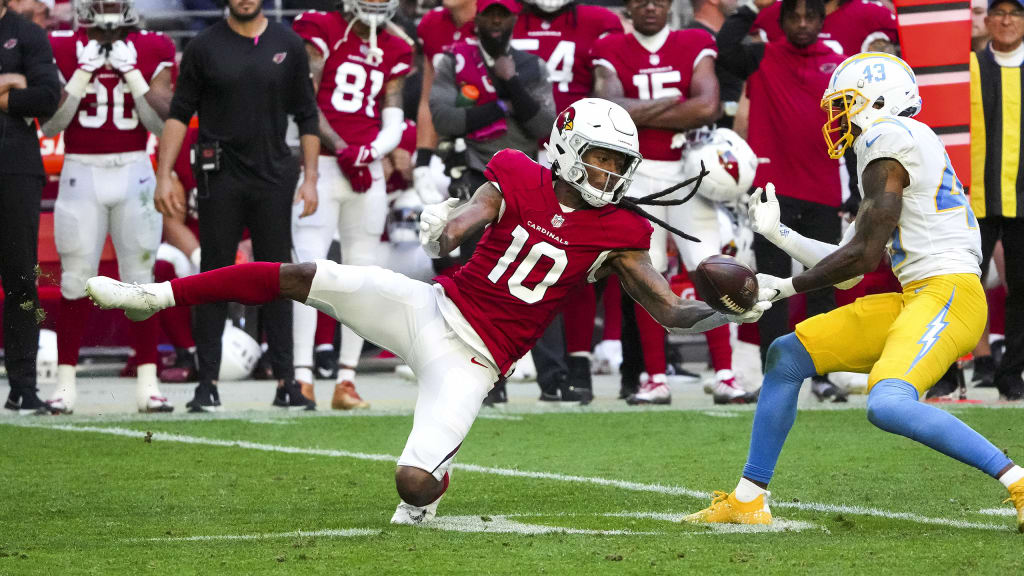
<box><xmin>292</xmin><ymin>157</ymin><xmax>387</xmax><ymax>376</ymax></box>
<box><xmin>54</xmin><ymin>153</ymin><xmax>162</xmax><ymax>298</ymax></box>
<box><xmin>305</xmin><ymin>261</ymin><xmax>497</xmax><ymax>478</ymax></box>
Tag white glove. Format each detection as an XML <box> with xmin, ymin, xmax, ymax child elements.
<box><xmin>756</xmin><ymin>273</ymin><xmax>796</xmax><ymax>303</ymax></box>
<box><xmin>107</xmin><ymin>40</ymin><xmax>138</xmax><ymax>74</ymax></box>
<box><xmin>419</xmin><ymin>198</ymin><xmax>460</xmax><ymax>258</ymax></box>
<box><xmin>748</xmin><ymin>183</ymin><xmax>790</xmax><ymax>246</ymax></box>
<box><xmin>726</xmin><ymin>300</ymin><xmax>772</xmax><ymax>324</ymax></box>
<box><xmin>414</xmin><ymin>166</ymin><xmax>446</xmax><ymax>205</ymax></box>
<box><xmin>77</xmin><ymin>40</ymin><xmax>106</xmax><ymax>73</ymax></box>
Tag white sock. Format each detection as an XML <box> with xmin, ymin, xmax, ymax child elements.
<box><xmin>338</xmin><ymin>368</ymin><xmax>356</xmax><ymax>383</ymax></box>
<box><xmin>148</xmin><ymin>281</ymin><xmax>175</xmax><ymax>308</ymax></box>
<box><xmin>315</xmin><ymin>344</ymin><xmax>334</xmax><ymax>353</ymax></box>
<box><xmin>53</xmin><ymin>364</ymin><xmax>77</xmax><ymax>400</ymax></box>
<box><xmin>295</xmin><ymin>367</ymin><xmax>313</xmax><ymax>384</ymax></box>
<box><xmin>734</xmin><ymin>477</ymin><xmax>768</xmax><ymax>503</ymax></box>
<box><xmin>650</xmin><ymin>373</ymin><xmax>667</xmax><ymax>384</ymax></box>
<box><xmin>998</xmin><ymin>465</ymin><xmax>1024</xmax><ymax>489</ymax></box>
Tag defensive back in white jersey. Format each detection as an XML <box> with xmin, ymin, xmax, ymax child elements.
<box><xmin>853</xmin><ymin>115</ymin><xmax>982</xmax><ymax>286</ymax></box>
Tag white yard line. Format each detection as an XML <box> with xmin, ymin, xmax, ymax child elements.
<box><xmin>8</xmin><ymin>421</ymin><xmax>1016</xmax><ymax>533</ymax></box>
<box><xmin>978</xmin><ymin>508</ymin><xmax>1016</xmax><ymax>517</ymax></box>
<box><xmin>140</xmin><ymin>528</ymin><xmax>380</xmax><ymax>542</ymax></box>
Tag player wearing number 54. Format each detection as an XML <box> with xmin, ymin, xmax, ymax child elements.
<box><xmin>83</xmin><ymin>98</ymin><xmax>769</xmax><ymax>526</ymax></box>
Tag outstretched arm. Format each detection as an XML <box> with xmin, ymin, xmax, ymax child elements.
<box><xmin>763</xmin><ymin>159</ymin><xmax>906</xmax><ymax>300</ymax></box>
<box><xmin>606</xmin><ymin>249</ymin><xmax>766</xmax><ymax>333</ymax></box>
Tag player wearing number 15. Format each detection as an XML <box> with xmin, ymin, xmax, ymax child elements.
<box><xmin>685</xmin><ymin>53</ymin><xmax>1024</xmax><ymax>531</ymax></box>
<box><xmin>83</xmin><ymin>98</ymin><xmax>769</xmax><ymax>524</ymax></box>
<box><xmin>290</xmin><ymin>2</ymin><xmax>413</xmax><ymax>410</ymax></box>
<box><xmin>40</xmin><ymin>0</ymin><xmax>177</xmax><ymax>414</ymax></box>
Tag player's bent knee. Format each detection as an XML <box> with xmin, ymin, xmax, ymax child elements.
<box><xmin>866</xmin><ymin>379</ymin><xmax>916</xmax><ymax>432</ymax></box>
<box><xmin>394</xmin><ymin>465</ymin><xmax>442</xmax><ymax>507</ymax></box>
<box><xmin>278</xmin><ymin>262</ymin><xmax>317</xmax><ymax>302</ymax></box>
<box><xmin>764</xmin><ymin>333</ymin><xmax>815</xmax><ymax>384</ymax></box>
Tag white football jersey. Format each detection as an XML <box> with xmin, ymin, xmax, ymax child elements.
<box><xmin>854</xmin><ymin>116</ymin><xmax>982</xmax><ymax>286</ymax></box>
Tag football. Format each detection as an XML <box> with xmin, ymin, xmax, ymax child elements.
<box><xmin>692</xmin><ymin>254</ymin><xmax>758</xmax><ymax>315</ymax></box>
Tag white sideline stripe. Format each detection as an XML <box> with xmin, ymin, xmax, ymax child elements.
<box><xmin>700</xmin><ymin>411</ymin><xmax>740</xmax><ymax>418</ymax></box>
<box><xmin>978</xmin><ymin>508</ymin><xmax>1016</xmax><ymax>517</ymax></box>
<box><xmin>604</xmin><ymin>512</ymin><xmax>818</xmax><ymax>533</ymax></box>
<box><xmin>141</xmin><ymin>528</ymin><xmax>380</xmax><ymax>542</ymax></box>
<box><xmin>13</xmin><ymin>423</ymin><xmax>1016</xmax><ymax>533</ymax></box>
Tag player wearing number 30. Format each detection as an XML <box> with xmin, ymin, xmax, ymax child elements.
<box><xmin>684</xmin><ymin>53</ymin><xmax>1024</xmax><ymax>531</ymax></box>
<box><xmin>83</xmin><ymin>98</ymin><xmax>769</xmax><ymax>524</ymax></box>
<box><xmin>290</xmin><ymin>3</ymin><xmax>412</xmax><ymax>409</ymax></box>
<box><xmin>41</xmin><ymin>0</ymin><xmax>176</xmax><ymax>415</ymax></box>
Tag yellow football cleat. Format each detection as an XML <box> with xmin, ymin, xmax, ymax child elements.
<box><xmin>682</xmin><ymin>490</ymin><xmax>773</xmax><ymax>525</ymax></box>
<box><xmin>1005</xmin><ymin>478</ymin><xmax>1024</xmax><ymax>533</ymax></box>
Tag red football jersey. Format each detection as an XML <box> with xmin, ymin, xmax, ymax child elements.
<box><xmin>417</xmin><ymin>6</ymin><xmax>475</xmax><ymax>69</ymax></box>
<box><xmin>435</xmin><ymin>149</ymin><xmax>653</xmax><ymax>374</ymax></box>
<box><xmin>591</xmin><ymin>30</ymin><xmax>716</xmax><ymax>161</ymax></box>
<box><xmin>293</xmin><ymin>11</ymin><xmax>413</xmax><ymax>149</ymax></box>
<box><xmin>512</xmin><ymin>5</ymin><xmax>623</xmax><ymax>114</ymax></box>
<box><xmin>753</xmin><ymin>0</ymin><xmax>897</xmax><ymax>56</ymax></box>
<box><xmin>50</xmin><ymin>29</ymin><xmax>175</xmax><ymax>155</ymax></box>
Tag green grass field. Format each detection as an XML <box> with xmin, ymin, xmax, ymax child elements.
<box><xmin>2</xmin><ymin>405</ymin><xmax>1022</xmax><ymax>575</ymax></box>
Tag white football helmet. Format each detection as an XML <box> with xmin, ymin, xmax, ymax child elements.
<box><xmin>545</xmin><ymin>98</ymin><xmax>643</xmax><ymax>208</ymax></box>
<box><xmin>387</xmin><ymin>189</ymin><xmax>423</xmax><ymax>245</ymax></box>
<box><xmin>345</xmin><ymin>0</ymin><xmax>399</xmax><ymax>27</ymax></box>
<box><xmin>218</xmin><ymin>322</ymin><xmax>262</xmax><ymax>382</ymax></box>
<box><xmin>682</xmin><ymin>127</ymin><xmax>758</xmax><ymax>203</ymax></box>
<box><xmin>821</xmin><ymin>52</ymin><xmax>921</xmax><ymax>159</ymax></box>
<box><xmin>75</xmin><ymin>0</ymin><xmax>139</xmax><ymax>30</ymax></box>
<box><xmin>523</xmin><ymin>0</ymin><xmax>574</xmax><ymax>12</ymax></box>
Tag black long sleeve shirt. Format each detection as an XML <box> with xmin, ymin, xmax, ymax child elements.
<box><xmin>0</xmin><ymin>9</ymin><xmax>60</xmax><ymax>176</ymax></box>
<box><xmin>169</xmin><ymin>19</ymin><xmax>319</xmax><ymax>187</ymax></box>
<box><xmin>715</xmin><ymin>7</ymin><xmax>767</xmax><ymax>81</ymax></box>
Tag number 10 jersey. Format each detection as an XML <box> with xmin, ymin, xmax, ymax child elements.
<box><xmin>435</xmin><ymin>149</ymin><xmax>653</xmax><ymax>375</ymax></box>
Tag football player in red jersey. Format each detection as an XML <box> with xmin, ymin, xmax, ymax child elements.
<box><xmin>511</xmin><ymin>0</ymin><xmax>623</xmax><ymax>118</ymax></box>
<box><xmin>592</xmin><ymin>0</ymin><xmax>756</xmax><ymax>405</ymax></box>
<box><xmin>84</xmin><ymin>98</ymin><xmax>769</xmax><ymax>524</ymax></box>
<box><xmin>752</xmin><ymin>0</ymin><xmax>897</xmax><ymax>56</ymax></box>
<box><xmin>290</xmin><ymin>0</ymin><xmax>413</xmax><ymax>410</ymax></box>
<box><xmin>40</xmin><ymin>0</ymin><xmax>175</xmax><ymax>414</ymax></box>
<box><xmin>413</xmin><ymin>0</ymin><xmax>475</xmax><ymax>204</ymax></box>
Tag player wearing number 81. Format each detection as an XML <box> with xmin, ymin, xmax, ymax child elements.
<box><xmin>83</xmin><ymin>97</ymin><xmax>769</xmax><ymax>525</ymax></box>
<box><xmin>290</xmin><ymin>3</ymin><xmax>413</xmax><ymax>409</ymax></box>
<box><xmin>684</xmin><ymin>52</ymin><xmax>1024</xmax><ymax>531</ymax></box>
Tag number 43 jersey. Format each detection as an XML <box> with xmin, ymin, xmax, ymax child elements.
<box><xmin>293</xmin><ymin>11</ymin><xmax>412</xmax><ymax>148</ymax></box>
<box><xmin>853</xmin><ymin>115</ymin><xmax>982</xmax><ymax>286</ymax></box>
<box><xmin>435</xmin><ymin>149</ymin><xmax>653</xmax><ymax>375</ymax></box>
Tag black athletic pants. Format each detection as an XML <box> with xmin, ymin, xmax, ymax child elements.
<box><xmin>0</xmin><ymin>174</ymin><xmax>43</xmax><ymax>394</ymax></box>
<box><xmin>195</xmin><ymin>169</ymin><xmax>295</xmax><ymax>383</ymax></box>
<box><xmin>979</xmin><ymin>216</ymin><xmax>1024</xmax><ymax>389</ymax></box>
<box><xmin>753</xmin><ymin>194</ymin><xmax>841</xmax><ymax>367</ymax></box>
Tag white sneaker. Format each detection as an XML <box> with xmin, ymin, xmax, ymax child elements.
<box><xmin>46</xmin><ymin>364</ymin><xmax>77</xmax><ymax>415</ymax></box>
<box><xmin>136</xmin><ymin>364</ymin><xmax>174</xmax><ymax>413</ymax></box>
<box><xmin>85</xmin><ymin>277</ymin><xmax>169</xmax><ymax>321</ymax></box>
<box><xmin>713</xmin><ymin>369</ymin><xmax>758</xmax><ymax>404</ymax></box>
<box><xmin>626</xmin><ymin>376</ymin><xmax>671</xmax><ymax>405</ymax></box>
<box><xmin>390</xmin><ymin>469</ymin><xmax>450</xmax><ymax>525</ymax></box>
<box><xmin>592</xmin><ymin>340</ymin><xmax>622</xmax><ymax>375</ymax></box>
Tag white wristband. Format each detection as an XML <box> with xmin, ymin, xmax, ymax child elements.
<box><xmin>65</xmin><ymin>69</ymin><xmax>93</xmax><ymax>99</ymax></box>
<box><xmin>122</xmin><ymin>69</ymin><xmax>150</xmax><ymax>97</ymax></box>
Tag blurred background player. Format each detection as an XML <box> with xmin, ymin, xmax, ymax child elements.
<box><xmin>751</xmin><ymin>0</ymin><xmax>897</xmax><ymax>56</ymax></box>
<box><xmin>412</xmin><ymin>0</ymin><xmax>475</xmax><ymax>205</ymax></box>
<box><xmin>686</xmin><ymin>0</ymin><xmax>744</xmax><ymax>128</ymax></box>
<box><xmin>0</xmin><ymin>0</ymin><xmax>60</xmax><ymax>415</ymax></box>
<box><xmin>41</xmin><ymin>0</ymin><xmax>175</xmax><ymax>414</ymax></box>
<box><xmin>592</xmin><ymin>0</ymin><xmax>754</xmax><ymax>404</ymax></box>
<box><xmin>290</xmin><ymin>0</ymin><xmax>413</xmax><ymax>410</ymax></box>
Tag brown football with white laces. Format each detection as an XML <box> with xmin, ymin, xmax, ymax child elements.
<box><xmin>692</xmin><ymin>255</ymin><xmax>758</xmax><ymax>315</ymax></box>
